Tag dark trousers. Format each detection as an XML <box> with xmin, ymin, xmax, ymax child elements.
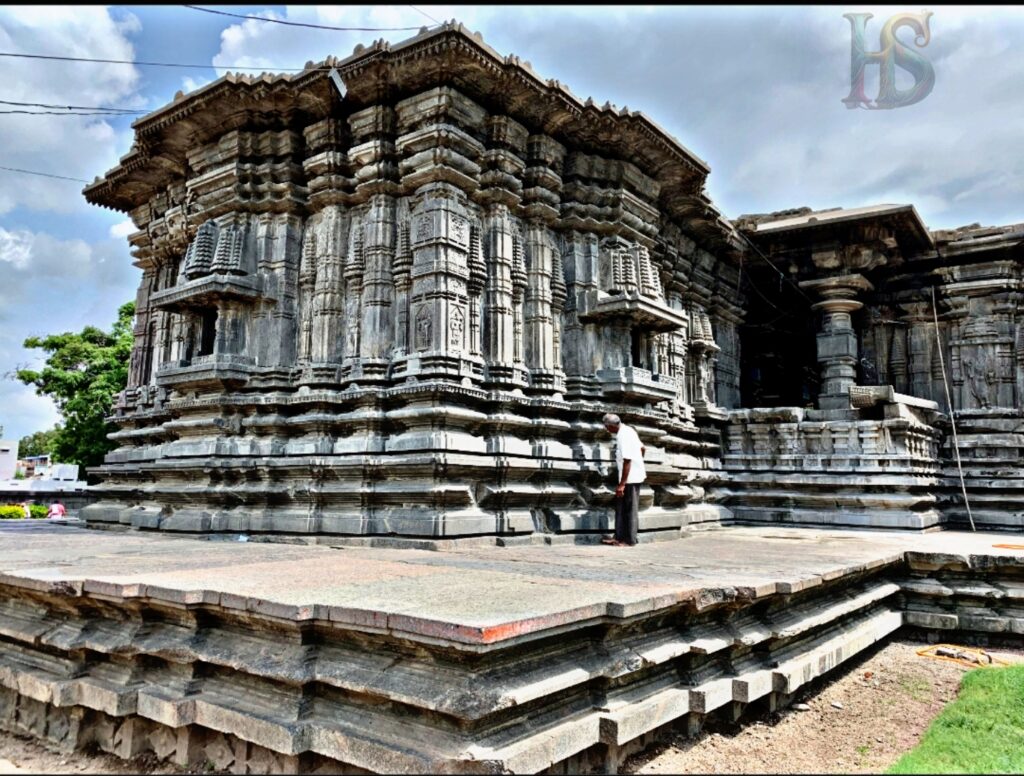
<box><xmin>615</xmin><ymin>484</ymin><xmax>640</xmax><ymax>545</ymax></box>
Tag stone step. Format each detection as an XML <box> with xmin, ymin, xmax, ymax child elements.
<box><xmin>770</xmin><ymin>608</ymin><xmax>903</xmax><ymax>695</ymax></box>
<box><xmin>731</xmin><ymin>508</ymin><xmax>941</xmax><ymax>530</ymax></box>
<box><xmin>0</xmin><ymin>574</ymin><xmax>908</xmax><ymax>774</ymax></box>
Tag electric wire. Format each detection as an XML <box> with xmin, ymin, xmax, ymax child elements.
<box><xmin>0</xmin><ymin>98</ymin><xmax>145</xmax><ymax>113</ymax></box>
<box><xmin>0</xmin><ymin>165</ymin><xmax>89</xmax><ymax>183</ymax></box>
<box><xmin>744</xmin><ymin>237</ymin><xmax>816</xmax><ymax>304</ymax></box>
<box><xmin>409</xmin><ymin>5</ymin><xmax>443</xmax><ymax>26</ymax></box>
<box><xmin>0</xmin><ymin>50</ymin><xmax>314</xmax><ymax>71</ymax></box>
<box><xmin>0</xmin><ymin>110</ymin><xmax>137</xmax><ymax>116</ymax></box>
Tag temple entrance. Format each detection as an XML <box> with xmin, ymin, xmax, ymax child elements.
<box><xmin>739</xmin><ymin>276</ymin><xmax>818</xmax><ymax>408</ymax></box>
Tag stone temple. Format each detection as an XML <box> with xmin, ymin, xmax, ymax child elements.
<box><xmin>82</xmin><ymin>24</ymin><xmax>749</xmax><ymax>539</ymax></box>
<box><xmin>3</xmin><ymin>22</ymin><xmax>1020</xmax><ymax>775</ymax></box>
<box><xmin>80</xmin><ymin>24</ymin><xmax>1024</xmax><ymax>540</ymax></box>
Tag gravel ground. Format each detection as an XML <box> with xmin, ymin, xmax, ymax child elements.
<box><xmin>0</xmin><ymin>740</ymin><xmax>187</xmax><ymax>775</ymax></box>
<box><xmin>626</xmin><ymin>638</ymin><xmax>1024</xmax><ymax>775</ymax></box>
<box><xmin>0</xmin><ymin>638</ymin><xmax>1020</xmax><ymax>775</ymax></box>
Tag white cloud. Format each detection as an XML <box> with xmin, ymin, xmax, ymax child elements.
<box><xmin>181</xmin><ymin>75</ymin><xmax>212</xmax><ymax>94</ymax></box>
<box><xmin>108</xmin><ymin>220</ymin><xmax>135</xmax><ymax>239</ymax></box>
<box><xmin>0</xmin><ymin>384</ymin><xmax>61</xmax><ymax>445</ymax></box>
<box><xmin>0</xmin><ymin>7</ymin><xmax>143</xmax><ymax>215</ymax></box>
<box><xmin>0</xmin><ymin>227</ymin><xmax>33</xmax><ymax>269</ymax></box>
<box><xmin>210</xmin><ymin>5</ymin><xmax>491</xmax><ymax>75</ymax></box>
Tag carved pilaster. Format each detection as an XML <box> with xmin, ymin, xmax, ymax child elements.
<box><xmin>341</xmin><ymin>217</ymin><xmax>363</xmax><ymax>372</ymax></box>
<box><xmin>296</xmin><ymin>225</ymin><xmax>317</xmax><ymax>367</ymax></box>
<box><xmin>689</xmin><ymin>304</ymin><xmax>721</xmax><ymax>416</ymax></box>
<box><xmin>393</xmin><ymin>184</ymin><xmax>480</xmax><ymax>382</ymax></box>
<box><xmin>393</xmin><ymin>209</ymin><xmax>412</xmax><ymax>358</ymax></box>
<box><xmin>482</xmin><ymin>203</ymin><xmax>528</xmax><ymax>388</ymax></box>
<box><xmin>523</xmin><ymin>222</ymin><xmax>553</xmax><ymax>382</ymax></box>
<box><xmin>549</xmin><ymin>234</ymin><xmax>567</xmax><ymax>391</ymax></box>
<box><xmin>467</xmin><ymin>222</ymin><xmax>485</xmax><ymax>358</ymax></box>
<box><xmin>128</xmin><ymin>268</ymin><xmax>156</xmax><ymax>389</ymax></box>
<box><xmin>889</xmin><ymin>322</ymin><xmax>908</xmax><ymax>394</ymax></box>
<box><xmin>357</xmin><ymin>193</ymin><xmax>397</xmax><ymax>381</ymax></box>
<box><xmin>512</xmin><ymin>226</ymin><xmax>526</xmax><ymax>368</ymax></box>
<box><xmin>309</xmin><ymin>206</ymin><xmax>347</xmax><ymax>379</ymax></box>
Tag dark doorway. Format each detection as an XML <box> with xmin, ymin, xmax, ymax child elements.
<box><xmin>740</xmin><ymin>276</ymin><xmax>819</xmax><ymax>407</ymax></box>
<box><xmin>199</xmin><ymin>308</ymin><xmax>218</xmax><ymax>356</ymax></box>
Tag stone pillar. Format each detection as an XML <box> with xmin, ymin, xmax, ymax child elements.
<box><xmin>341</xmin><ymin>218</ymin><xmax>364</xmax><ymax>373</ymax></box>
<box><xmin>800</xmin><ymin>274</ymin><xmax>873</xmax><ymax>411</ymax></box>
<box><xmin>522</xmin><ymin>221</ymin><xmax>561</xmax><ymax>391</ymax></box>
<box><xmin>483</xmin><ymin>204</ymin><xmax>527</xmax><ymax>388</ymax></box>
<box><xmin>296</xmin><ymin>224</ymin><xmax>317</xmax><ymax>367</ymax></box>
<box><xmin>393</xmin><ymin>215</ymin><xmax>412</xmax><ymax>359</ymax></box>
<box><xmin>357</xmin><ymin>193</ymin><xmax>396</xmax><ymax>381</ymax></box>
<box><xmin>395</xmin><ymin>184</ymin><xmax>476</xmax><ymax>382</ymax></box>
<box><xmin>900</xmin><ymin>302</ymin><xmax>937</xmax><ymax>404</ymax></box>
<box><xmin>310</xmin><ymin>206</ymin><xmax>347</xmax><ymax>377</ymax></box>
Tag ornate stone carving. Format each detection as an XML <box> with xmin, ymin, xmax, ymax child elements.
<box><xmin>414</xmin><ymin>306</ymin><xmax>432</xmax><ymax>351</ymax></box>
<box><xmin>449</xmin><ymin>306</ymin><xmax>465</xmax><ymax>350</ymax></box>
<box><xmin>84</xmin><ymin>24</ymin><xmax>745</xmax><ymax>539</ymax></box>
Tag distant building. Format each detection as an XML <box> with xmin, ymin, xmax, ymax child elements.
<box><xmin>0</xmin><ymin>440</ymin><xmax>16</xmax><ymax>481</ymax></box>
<box><xmin>2</xmin><ymin>447</ymin><xmax>89</xmax><ymax>514</ymax></box>
<box><xmin>17</xmin><ymin>454</ymin><xmax>51</xmax><ymax>479</ymax></box>
<box><xmin>14</xmin><ymin>454</ymin><xmax>80</xmax><ymax>482</ymax></box>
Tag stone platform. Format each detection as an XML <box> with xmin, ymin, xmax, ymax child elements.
<box><xmin>1</xmin><ymin>523</ymin><xmax>1022</xmax><ymax>774</ymax></box>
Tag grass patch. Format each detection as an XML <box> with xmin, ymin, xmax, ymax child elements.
<box><xmin>888</xmin><ymin>664</ymin><xmax>1024</xmax><ymax>774</ymax></box>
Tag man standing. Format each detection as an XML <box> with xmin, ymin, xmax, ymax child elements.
<box><xmin>601</xmin><ymin>413</ymin><xmax>646</xmax><ymax>547</ymax></box>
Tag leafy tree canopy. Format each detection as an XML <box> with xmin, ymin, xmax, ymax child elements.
<box><xmin>16</xmin><ymin>302</ymin><xmax>134</xmax><ymax>472</ymax></box>
<box><xmin>17</xmin><ymin>426</ymin><xmax>62</xmax><ymax>458</ymax></box>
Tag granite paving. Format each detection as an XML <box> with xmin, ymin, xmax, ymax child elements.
<box><xmin>1</xmin><ymin>522</ymin><xmax>1022</xmax><ymax>647</ymax></box>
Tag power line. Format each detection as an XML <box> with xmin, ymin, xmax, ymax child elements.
<box><xmin>0</xmin><ymin>165</ymin><xmax>89</xmax><ymax>183</ymax></box>
<box><xmin>409</xmin><ymin>5</ymin><xmax>443</xmax><ymax>26</ymax></box>
<box><xmin>183</xmin><ymin>5</ymin><xmax>430</xmax><ymax>32</ymax></box>
<box><xmin>0</xmin><ymin>99</ymin><xmax>145</xmax><ymax>114</ymax></box>
<box><xmin>0</xmin><ymin>50</ymin><xmax>312</xmax><ymax>71</ymax></box>
<box><xmin>0</xmin><ymin>110</ymin><xmax>137</xmax><ymax>116</ymax></box>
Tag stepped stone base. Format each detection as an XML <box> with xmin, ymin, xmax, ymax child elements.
<box><xmin>0</xmin><ymin>522</ymin><xmax>1021</xmax><ymax>774</ymax></box>
<box><xmin>720</xmin><ymin>406</ymin><xmax>946</xmax><ymax>531</ymax></box>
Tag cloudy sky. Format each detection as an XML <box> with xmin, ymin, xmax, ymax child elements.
<box><xmin>1</xmin><ymin>5</ymin><xmax>1022</xmax><ymax>443</ymax></box>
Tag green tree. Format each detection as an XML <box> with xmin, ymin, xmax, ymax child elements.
<box><xmin>18</xmin><ymin>426</ymin><xmax>62</xmax><ymax>458</ymax></box>
<box><xmin>16</xmin><ymin>302</ymin><xmax>134</xmax><ymax>473</ymax></box>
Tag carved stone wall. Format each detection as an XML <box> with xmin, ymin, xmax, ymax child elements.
<box><xmin>856</xmin><ymin>231</ymin><xmax>1024</xmax><ymax>529</ymax></box>
<box><xmin>83</xmin><ymin>25</ymin><xmax>745</xmax><ymax>538</ymax></box>
<box><xmin>739</xmin><ymin>209</ymin><xmax>1024</xmax><ymax>531</ymax></box>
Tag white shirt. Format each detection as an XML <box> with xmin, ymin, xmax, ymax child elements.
<box><xmin>615</xmin><ymin>423</ymin><xmax>646</xmax><ymax>484</ymax></box>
